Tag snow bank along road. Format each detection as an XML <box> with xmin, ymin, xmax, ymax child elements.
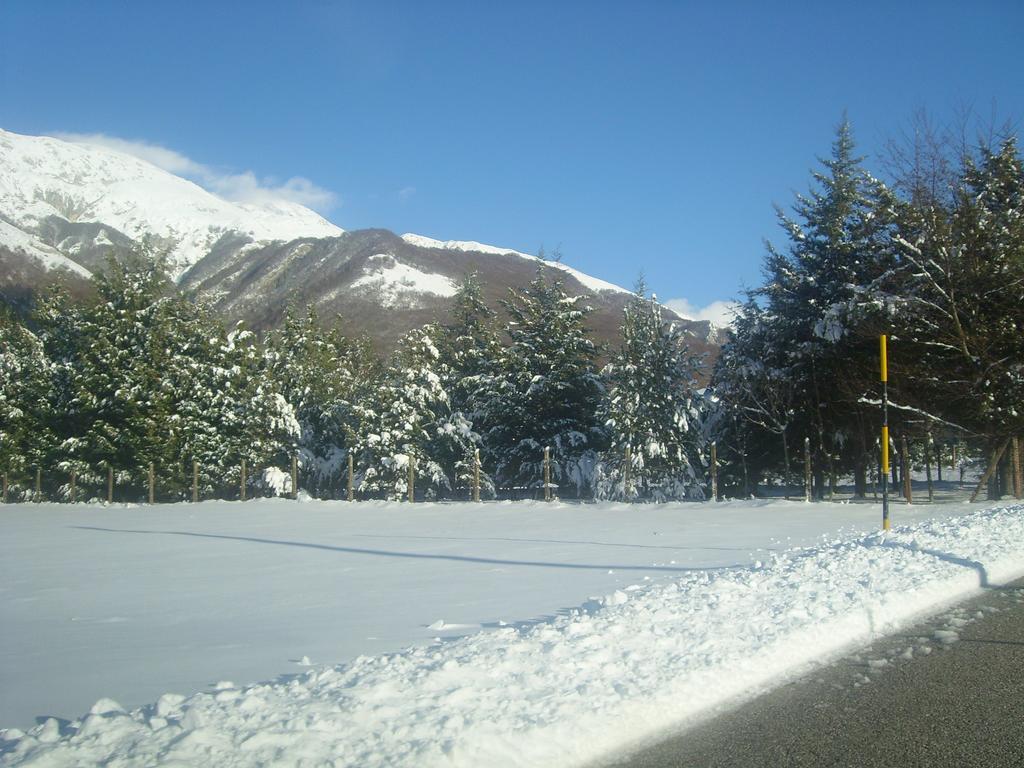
<box><xmin>607</xmin><ymin>577</ymin><xmax>1024</xmax><ymax>767</ymax></box>
<box><xmin>2</xmin><ymin>499</ymin><xmax>1023</xmax><ymax>766</ymax></box>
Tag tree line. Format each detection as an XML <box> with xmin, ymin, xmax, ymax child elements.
<box><xmin>711</xmin><ymin>116</ymin><xmax>1024</xmax><ymax>499</ymax></box>
<box><xmin>0</xmin><ymin>255</ymin><xmax>708</xmax><ymax>502</ymax></box>
<box><xmin>3</xmin><ymin>114</ymin><xmax>1021</xmax><ymax>504</ymax></box>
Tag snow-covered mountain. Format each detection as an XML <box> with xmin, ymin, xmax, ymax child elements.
<box><xmin>0</xmin><ymin>128</ymin><xmax>341</xmax><ymax>279</ymax></box>
<box><xmin>0</xmin><ymin>128</ymin><xmax>722</xmax><ymax>367</ymax></box>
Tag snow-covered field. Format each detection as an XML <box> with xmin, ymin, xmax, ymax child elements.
<box><xmin>2</xmin><ymin>496</ymin><xmax>1023</xmax><ymax>766</ymax></box>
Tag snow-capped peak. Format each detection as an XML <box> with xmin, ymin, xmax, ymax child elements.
<box><xmin>0</xmin><ymin>128</ymin><xmax>343</xmax><ymax>279</ymax></box>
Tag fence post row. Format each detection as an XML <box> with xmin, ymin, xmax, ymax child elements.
<box><xmin>148</xmin><ymin>462</ymin><xmax>155</xmax><ymax>504</ymax></box>
<box><xmin>347</xmin><ymin>454</ymin><xmax>354</xmax><ymax>502</ymax></box>
<box><xmin>192</xmin><ymin>460</ymin><xmax>199</xmax><ymax>503</ymax></box>
<box><xmin>291</xmin><ymin>455</ymin><xmax>299</xmax><ymax>501</ymax></box>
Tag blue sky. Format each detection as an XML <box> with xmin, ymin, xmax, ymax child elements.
<box><xmin>2</xmin><ymin>1</ymin><xmax>1022</xmax><ymax>321</ymax></box>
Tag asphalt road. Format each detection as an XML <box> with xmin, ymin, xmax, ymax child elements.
<box><xmin>602</xmin><ymin>577</ymin><xmax>1024</xmax><ymax>768</ymax></box>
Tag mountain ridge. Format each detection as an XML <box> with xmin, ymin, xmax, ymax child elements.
<box><xmin>0</xmin><ymin>128</ymin><xmax>723</xmax><ymax>368</ymax></box>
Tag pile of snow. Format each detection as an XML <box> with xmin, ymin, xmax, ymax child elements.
<box><xmin>0</xmin><ymin>128</ymin><xmax>343</xmax><ymax>278</ymax></box>
<box><xmin>402</xmin><ymin>232</ymin><xmax>630</xmax><ymax>296</ymax></box>
<box><xmin>2</xmin><ymin>500</ymin><xmax>1023</xmax><ymax>766</ymax></box>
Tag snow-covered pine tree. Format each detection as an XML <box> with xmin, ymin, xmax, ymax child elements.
<box><xmin>265</xmin><ymin>306</ymin><xmax>374</xmax><ymax>496</ymax></box>
<box><xmin>169</xmin><ymin>317</ymin><xmax>299</xmax><ymax>499</ymax></box>
<box><xmin>894</xmin><ymin>136</ymin><xmax>1024</xmax><ymax>446</ymax></box>
<box><xmin>709</xmin><ymin>296</ymin><xmax>798</xmax><ymax>495</ymax></box>
<box><xmin>35</xmin><ymin>253</ymin><xmax>182</xmax><ymax>496</ymax></box>
<box><xmin>597</xmin><ymin>283</ymin><xmax>703</xmax><ymax>501</ymax></box>
<box><xmin>748</xmin><ymin>118</ymin><xmax>898</xmax><ymax>496</ymax></box>
<box><xmin>354</xmin><ymin>325</ymin><xmax>490</xmax><ymax>500</ymax></box>
<box><xmin>29</xmin><ymin>252</ymin><xmax>299</xmax><ymax>500</ymax></box>
<box><xmin>438</xmin><ymin>272</ymin><xmax>502</xmax><ymax>420</ymax></box>
<box><xmin>485</xmin><ymin>269</ymin><xmax>607</xmax><ymax>498</ymax></box>
<box><xmin>0</xmin><ymin>308</ymin><xmax>54</xmax><ymax>493</ymax></box>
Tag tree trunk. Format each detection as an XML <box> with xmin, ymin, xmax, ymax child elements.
<box><xmin>812</xmin><ymin>462</ymin><xmax>825</xmax><ymax>501</ymax></box>
<box><xmin>782</xmin><ymin>430</ymin><xmax>791</xmax><ymax>500</ymax></box>
<box><xmin>854</xmin><ymin>460</ymin><xmax>867</xmax><ymax>499</ymax></box>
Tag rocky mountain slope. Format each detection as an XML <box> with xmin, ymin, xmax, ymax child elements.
<box><xmin>0</xmin><ymin>128</ymin><xmax>721</xmax><ymax>366</ymax></box>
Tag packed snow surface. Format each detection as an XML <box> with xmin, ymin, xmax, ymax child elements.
<box><xmin>2</xmin><ymin>499</ymin><xmax>1023</xmax><ymax>766</ymax></box>
<box><xmin>0</xmin><ymin>128</ymin><xmax>342</xmax><ymax>278</ymax></box>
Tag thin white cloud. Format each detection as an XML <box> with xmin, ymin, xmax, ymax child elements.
<box><xmin>52</xmin><ymin>132</ymin><xmax>338</xmax><ymax>213</ymax></box>
<box><xmin>664</xmin><ymin>297</ymin><xmax>739</xmax><ymax>327</ymax></box>
<box><xmin>397</xmin><ymin>185</ymin><xmax>417</xmax><ymax>201</ymax></box>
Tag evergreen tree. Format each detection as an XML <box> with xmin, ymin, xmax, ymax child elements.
<box><xmin>597</xmin><ymin>283</ymin><xmax>703</xmax><ymax>501</ymax></box>
<box><xmin>265</xmin><ymin>306</ymin><xmax>374</xmax><ymax>495</ymax></box>
<box><xmin>29</xmin><ymin>253</ymin><xmax>300</xmax><ymax>499</ymax></box>
<box><xmin>354</xmin><ymin>326</ymin><xmax>489</xmax><ymax>500</ymax></box>
<box><xmin>0</xmin><ymin>310</ymin><xmax>54</xmax><ymax>491</ymax></box>
<box><xmin>438</xmin><ymin>272</ymin><xmax>502</xmax><ymax>419</ymax></box>
<box><xmin>485</xmin><ymin>270</ymin><xmax>606</xmax><ymax>497</ymax></box>
<box><xmin>727</xmin><ymin>119</ymin><xmax>897</xmax><ymax>496</ymax></box>
<box><xmin>895</xmin><ymin>136</ymin><xmax>1024</xmax><ymax>444</ymax></box>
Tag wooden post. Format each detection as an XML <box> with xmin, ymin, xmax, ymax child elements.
<box><xmin>544</xmin><ymin>446</ymin><xmax>552</xmax><ymax>502</ymax></box>
<box><xmin>473</xmin><ymin>448</ymin><xmax>481</xmax><ymax>503</ymax></box>
<box><xmin>291</xmin><ymin>455</ymin><xmax>299</xmax><ymax>501</ymax></box>
<box><xmin>240</xmin><ymin>459</ymin><xmax>247</xmax><ymax>501</ymax></box>
<box><xmin>901</xmin><ymin>435</ymin><xmax>912</xmax><ymax>504</ymax></box>
<box><xmin>925</xmin><ymin>433</ymin><xmax>934</xmax><ymax>503</ymax></box>
<box><xmin>70</xmin><ymin>469</ymin><xmax>76</xmax><ymax>503</ymax></box>
<box><xmin>2</xmin><ymin>471</ymin><xmax>7</xmax><ymax>503</ymax></box>
<box><xmin>148</xmin><ymin>462</ymin><xmax>155</xmax><ymax>504</ymax></box>
<box><xmin>625</xmin><ymin>444</ymin><xmax>633</xmax><ymax>499</ymax></box>
<box><xmin>107</xmin><ymin>464</ymin><xmax>113</xmax><ymax>505</ymax></box>
<box><xmin>954</xmin><ymin>441</ymin><xmax>962</xmax><ymax>488</ymax></box>
<box><xmin>1013</xmin><ymin>436</ymin><xmax>1022</xmax><ymax>500</ymax></box>
<box><xmin>192</xmin><ymin>460</ymin><xmax>199</xmax><ymax>503</ymax></box>
<box><xmin>880</xmin><ymin>333</ymin><xmax>890</xmax><ymax>530</ymax></box>
<box><xmin>35</xmin><ymin>467</ymin><xmax>42</xmax><ymax>502</ymax></box>
<box><xmin>407</xmin><ymin>455</ymin><xmax>415</xmax><ymax>503</ymax></box>
<box><xmin>709</xmin><ymin>442</ymin><xmax>718</xmax><ymax>502</ymax></box>
<box><xmin>936</xmin><ymin>443</ymin><xmax>943</xmax><ymax>483</ymax></box>
<box><xmin>804</xmin><ymin>437</ymin><xmax>811</xmax><ymax>503</ymax></box>
<box><xmin>347</xmin><ymin>454</ymin><xmax>354</xmax><ymax>502</ymax></box>
<box><xmin>970</xmin><ymin>439</ymin><xmax>1010</xmax><ymax>502</ymax></box>
<box><xmin>829</xmin><ymin>454</ymin><xmax>836</xmax><ymax>500</ymax></box>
